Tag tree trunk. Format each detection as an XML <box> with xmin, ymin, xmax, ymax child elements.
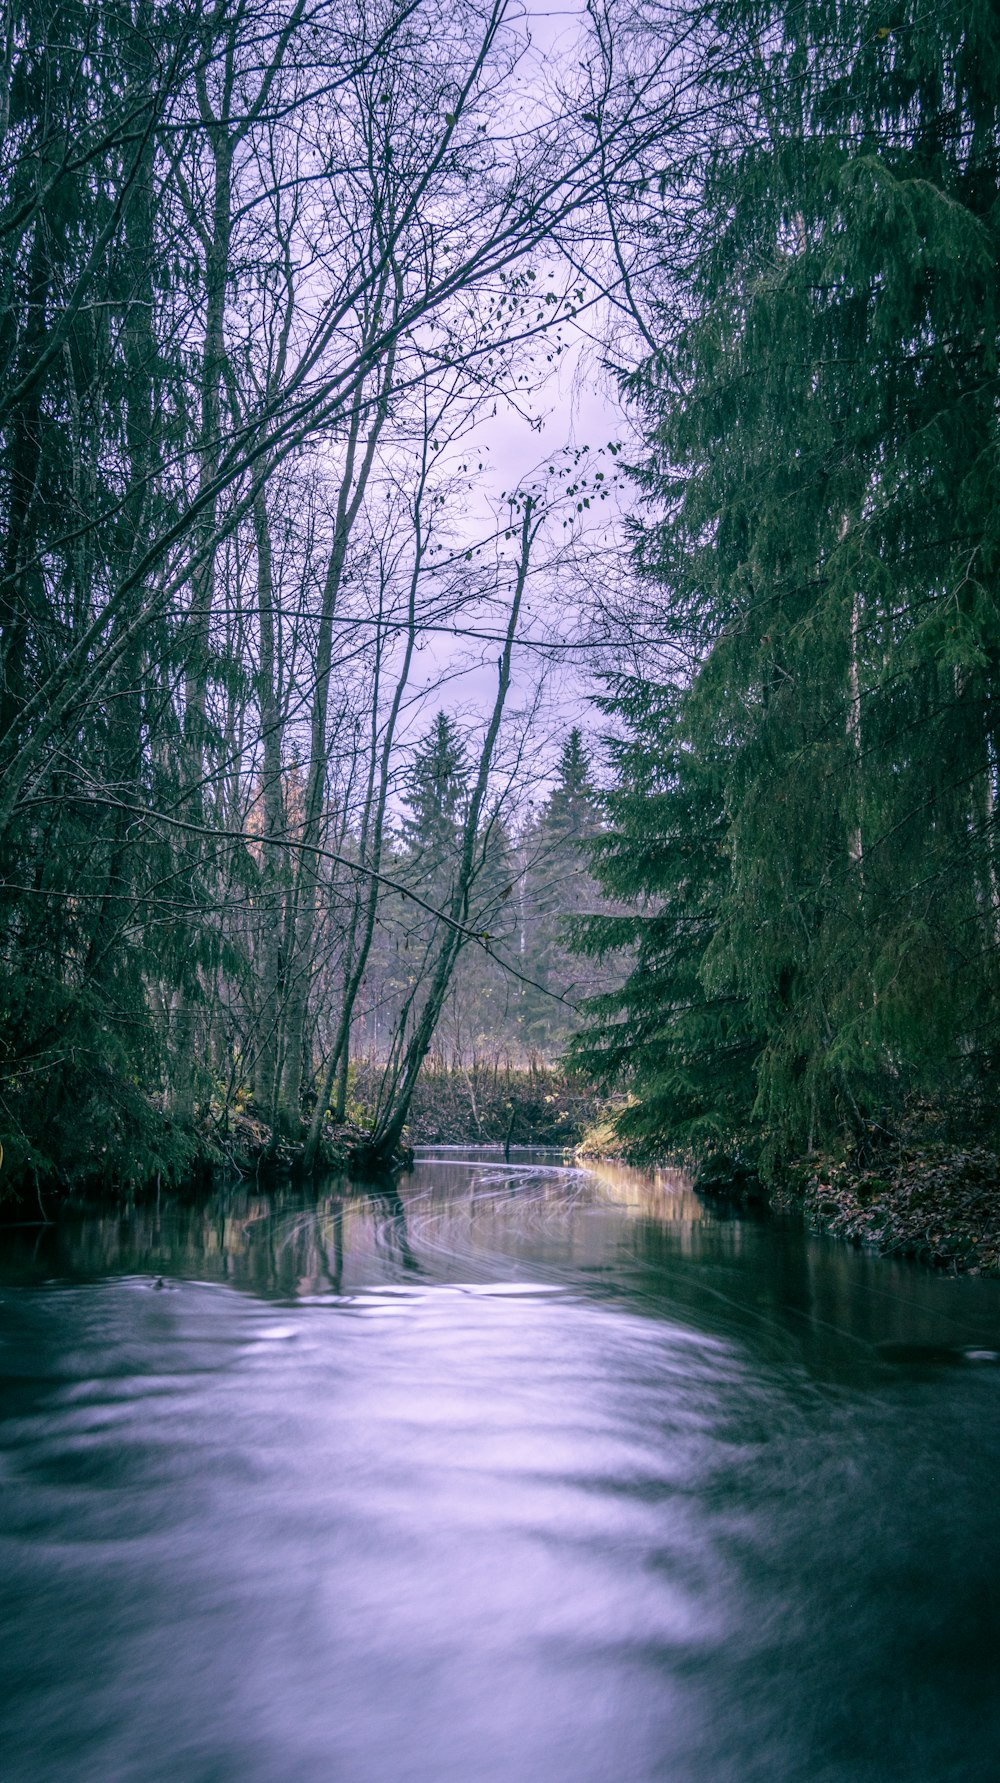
<box><xmin>357</xmin><ymin>498</ymin><xmax>537</xmax><ymax>1173</ymax></box>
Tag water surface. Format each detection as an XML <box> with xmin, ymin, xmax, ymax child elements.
<box><xmin>2</xmin><ymin>1148</ymin><xmax>999</xmax><ymax>1781</ymax></box>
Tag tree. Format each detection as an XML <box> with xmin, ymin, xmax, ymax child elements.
<box><xmin>399</xmin><ymin>713</ymin><xmax>469</xmax><ymax>884</ymax></box>
<box><xmin>582</xmin><ymin>0</ymin><xmax>1000</xmax><ymax>1167</ymax></box>
<box><xmin>544</xmin><ymin>729</ymin><xmax>599</xmax><ymax>846</ymax></box>
<box><xmin>570</xmin><ymin>679</ymin><xmax>759</xmax><ymax>1153</ymax></box>
<box><xmin>518</xmin><ymin>727</ymin><xmax>603</xmax><ymax>1054</ymax></box>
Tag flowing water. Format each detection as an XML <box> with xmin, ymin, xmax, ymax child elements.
<box><xmin>1</xmin><ymin>1148</ymin><xmax>999</xmax><ymax>1782</ymax></box>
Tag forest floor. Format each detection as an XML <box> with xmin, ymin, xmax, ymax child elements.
<box><xmin>772</xmin><ymin>1141</ymin><xmax>1000</xmax><ymax>1276</ymax></box>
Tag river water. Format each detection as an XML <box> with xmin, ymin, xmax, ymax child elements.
<box><xmin>1</xmin><ymin>1147</ymin><xmax>999</xmax><ymax>1782</ymax></box>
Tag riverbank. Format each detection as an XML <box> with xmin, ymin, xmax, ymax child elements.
<box><xmin>402</xmin><ymin>1064</ymin><xmax>600</xmax><ymax>1149</ymax></box>
<box><xmin>225</xmin><ymin>1064</ymin><xmax>602</xmax><ymax>1176</ymax></box>
<box><xmin>771</xmin><ymin>1142</ymin><xmax>1000</xmax><ymax>1276</ymax></box>
<box><xmin>577</xmin><ymin>1103</ymin><xmax>1000</xmax><ymax>1277</ymax></box>
<box><xmin>0</xmin><ymin>1099</ymin><xmax>394</xmax><ymax>1210</ymax></box>
<box><xmin>0</xmin><ymin>1064</ymin><xmax>602</xmax><ymax>1211</ymax></box>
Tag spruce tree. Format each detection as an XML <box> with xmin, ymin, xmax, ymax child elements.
<box><xmin>570</xmin><ymin>681</ymin><xmax>760</xmax><ymax>1151</ymax></box>
<box><xmin>519</xmin><ymin>728</ymin><xmax>603</xmax><ymax>1055</ymax></box>
<box><xmin>583</xmin><ymin>0</ymin><xmax>1000</xmax><ymax>1164</ymax></box>
<box><xmin>399</xmin><ymin>712</ymin><xmax>469</xmax><ymax>889</ymax></box>
<box><xmin>543</xmin><ymin>729</ymin><xmax>598</xmax><ymax>846</ymax></box>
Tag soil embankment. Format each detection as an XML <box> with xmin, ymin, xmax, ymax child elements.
<box><xmin>403</xmin><ymin>1065</ymin><xmax>600</xmax><ymax>1149</ymax></box>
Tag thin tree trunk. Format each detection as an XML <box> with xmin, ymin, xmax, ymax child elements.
<box><xmin>303</xmin><ymin>470</ymin><xmax>422</xmax><ymax>1170</ymax></box>
<box><xmin>251</xmin><ymin>482</ymin><xmax>289</xmax><ymax>1127</ymax></box>
<box><xmin>357</xmin><ymin>497</ymin><xmax>537</xmax><ymax>1172</ymax></box>
<box><xmin>279</xmin><ymin>330</ymin><xmax>398</xmax><ymax>1132</ymax></box>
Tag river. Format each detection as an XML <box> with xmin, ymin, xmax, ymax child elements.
<box><xmin>1</xmin><ymin>1147</ymin><xmax>999</xmax><ymax>1782</ymax></box>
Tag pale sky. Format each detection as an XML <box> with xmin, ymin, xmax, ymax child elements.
<box><xmin>365</xmin><ymin>0</ymin><xmax>648</xmax><ymax>802</ymax></box>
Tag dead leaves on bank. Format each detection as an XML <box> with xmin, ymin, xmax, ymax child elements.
<box><xmin>800</xmin><ymin>1146</ymin><xmax>1000</xmax><ymax>1275</ymax></box>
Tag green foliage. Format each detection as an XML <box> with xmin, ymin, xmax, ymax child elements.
<box><xmin>399</xmin><ymin>712</ymin><xmax>468</xmax><ymax>882</ymax></box>
<box><xmin>542</xmin><ymin>728</ymin><xmax>598</xmax><ymax>846</ymax></box>
<box><xmin>516</xmin><ymin>728</ymin><xmax>605</xmax><ymax>1054</ymax></box>
<box><xmin>576</xmin><ymin>0</ymin><xmax>1000</xmax><ymax>1168</ymax></box>
<box><xmin>570</xmin><ymin>680</ymin><xmax>760</xmax><ymax>1152</ymax></box>
<box><xmin>0</xmin><ymin>969</ymin><xmax>199</xmax><ymax>1198</ymax></box>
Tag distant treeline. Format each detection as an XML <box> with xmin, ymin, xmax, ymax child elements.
<box><xmin>353</xmin><ymin>1059</ymin><xmax>601</xmax><ymax>1150</ymax></box>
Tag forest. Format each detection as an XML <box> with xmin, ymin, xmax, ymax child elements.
<box><xmin>1</xmin><ymin>0</ymin><xmax>997</xmax><ymax>1200</ymax></box>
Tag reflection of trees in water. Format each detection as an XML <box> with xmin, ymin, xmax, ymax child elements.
<box><xmin>0</xmin><ymin>1179</ymin><xmax>431</xmax><ymax>1296</ymax></box>
<box><xmin>268</xmin><ymin>1201</ymin><xmax>346</xmax><ymax>1294</ymax></box>
<box><xmin>4</xmin><ymin>1168</ymin><xmax>992</xmax><ymax>1374</ymax></box>
<box><xmin>368</xmin><ymin>1187</ymin><xmax>420</xmax><ymax>1274</ymax></box>
<box><xmin>618</xmin><ymin>1191</ymin><xmax>982</xmax><ymax>1371</ymax></box>
<box><xmin>0</xmin><ymin>1182</ymin><xmax>355</xmax><ymax>1297</ymax></box>
<box><xmin>582</xmin><ymin>1161</ymin><xmax>704</xmax><ymax>1224</ymax></box>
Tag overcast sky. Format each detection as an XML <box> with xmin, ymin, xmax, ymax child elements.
<box><xmin>373</xmin><ymin>0</ymin><xmax>648</xmax><ymax>804</ymax></box>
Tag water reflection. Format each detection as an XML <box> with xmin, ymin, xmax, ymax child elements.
<box><xmin>1</xmin><ymin>1149</ymin><xmax>999</xmax><ymax>1782</ymax></box>
<box><xmin>4</xmin><ymin>1147</ymin><xmax>999</xmax><ymax>1368</ymax></box>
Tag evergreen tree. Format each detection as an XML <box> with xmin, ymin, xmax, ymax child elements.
<box><xmin>581</xmin><ymin>0</ymin><xmax>1000</xmax><ymax>1165</ymax></box>
<box><xmin>0</xmin><ymin>0</ymin><xmax>199</xmax><ymax>1187</ymax></box>
<box><xmin>542</xmin><ymin>728</ymin><xmax>598</xmax><ymax>846</ymax></box>
<box><xmin>396</xmin><ymin>715</ymin><xmax>520</xmax><ymax>1061</ymax></box>
<box><xmin>519</xmin><ymin>728</ymin><xmax>603</xmax><ymax>1054</ymax></box>
<box><xmin>399</xmin><ymin>712</ymin><xmax>468</xmax><ymax>888</ymax></box>
<box><xmin>570</xmin><ymin>681</ymin><xmax>760</xmax><ymax>1150</ymax></box>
